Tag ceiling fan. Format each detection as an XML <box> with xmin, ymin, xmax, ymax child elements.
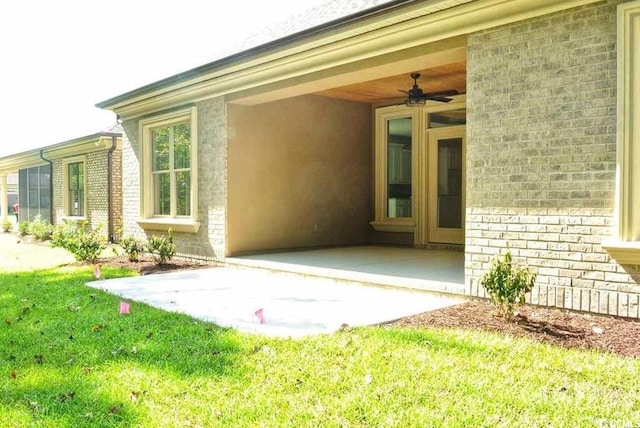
<box><xmin>399</xmin><ymin>73</ymin><xmax>458</xmax><ymax>106</ymax></box>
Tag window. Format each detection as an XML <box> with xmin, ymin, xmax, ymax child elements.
<box><xmin>67</xmin><ymin>161</ymin><xmax>84</xmax><ymax>217</ymax></box>
<box><xmin>139</xmin><ymin>107</ymin><xmax>199</xmax><ymax>233</ymax></box>
<box><xmin>151</xmin><ymin>122</ymin><xmax>191</xmax><ymax>216</ymax></box>
<box><xmin>603</xmin><ymin>1</ymin><xmax>640</xmax><ymax>263</ymax></box>
<box><xmin>371</xmin><ymin>106</ymin><xmax>416</xmax><ymax>233</ymax></box>
<box><xmin>62</xmin><ymin>158</ymin><xmax>86</xmax><ymax>219</ymax></box>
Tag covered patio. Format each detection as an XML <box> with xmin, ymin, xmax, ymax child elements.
<box><xmin>89</xmin><ymin>246</ymin><xmax>466</xmax><ymax>338</ymax></box>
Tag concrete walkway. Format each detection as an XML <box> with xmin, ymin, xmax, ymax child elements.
<box><xmin>87</xmin><ymin>266</ymin><xmax>464</xmax><ymax>338</ymax></box>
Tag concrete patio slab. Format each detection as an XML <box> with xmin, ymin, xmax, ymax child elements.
<box><xmin>87</xmin><ymin>266</ymin><xmax>464</xmax><ymax>338</ymax></box>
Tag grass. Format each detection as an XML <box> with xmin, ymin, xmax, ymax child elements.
<box><xmin>1</xmin><ymin>264</ymin><xmax>639</xmax><ymax>427</ymax></box>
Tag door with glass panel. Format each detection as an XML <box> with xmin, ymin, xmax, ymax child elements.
<box><xmin>427</xmin><ymin>126</ymin><xmax>465</xmax><ymax>244</ymax></box>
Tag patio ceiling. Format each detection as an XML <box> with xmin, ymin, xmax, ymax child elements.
<box><xmin>314</xmin><ymin>61</ymin><xmax>466</xmax><ymax>104</ymax></box>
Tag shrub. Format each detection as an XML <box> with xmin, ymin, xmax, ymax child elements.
<box><xmin>18</xmin><ymin>220</ymin><xmax>30</xmax><ymax>236</ymax></box>
<box><xmin>51</xmin><ymin>221</ymin><xmax>106</xmax><ymax>263</ymax></box>
<box><xmin>147</xmin><ymin>229</ymin><xmax>175</xmax><ymax>265</ymax></box>
<box><xmin>30</xmin><ymin>215</ymin><xmax>53</xmax><ymax>240</ymax></box>
<box><xmin>480</xmin><ymin>251</ymin><xmax>537</xmax><ymax>320</ymax></box>
<box><xmin>1</xmin><ymin>219</ymin><xmax>12</xmax><ymax>233</ymax></box>
<box><xmin>51</xmin><ymin>220</ymin><xmax>79</xmax><ymax>249</ymax></box>
<box><xmin>120</xmin><ymin>235</ymin><xmax>146</xmax><ymax>262</ymax></box>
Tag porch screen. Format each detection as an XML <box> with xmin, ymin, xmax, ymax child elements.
<box><xmin>18</xmin><ymin>164</ymin><xmax>51</xmax><ymax>222</ymax></box>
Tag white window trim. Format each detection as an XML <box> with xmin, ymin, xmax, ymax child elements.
<box><xmin>603</xmin><ymin>1</ymin><xmax>640</xmax><ymax>264</ymax></box>
<box><xmin>139</xmin><ymin>107</ymin><xmax>200</xmax><ymax>233</ymax></box>
<box><xmin>61</xmin><ymin>156</ymin><xmax>87</xmax><ymax>222</ymax></box>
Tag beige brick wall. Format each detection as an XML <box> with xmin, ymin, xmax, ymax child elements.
<box><xmin>110</xmin><ymin>142</ymin><xmax>123</xmax><ymax>242</ymax></box>
<box><xmin>120</xmin><ymin>97</ymin><xmax>227</xmax><ymax>261</ymax></box>
<box><xmin>120</xmin><ymin>122</ymin><xmax>141</xmax><ymax>239</ymax></box>
<box><xmin>466</xmin><ymin>1</ymin><xmax>640</xmax><ymax>317</ymax></box>
<box><xmin>86</xmin><ymin>150</ymin><xmax>109</xmax><ymax>236</ymax></box>
<box><xmin>51</xmin><ymin>160</ymin><xmax>62</xmax><ymax>225</ymax></box>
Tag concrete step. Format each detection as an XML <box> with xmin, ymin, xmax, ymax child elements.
<box><xmin>225</xmin><ymin>255</ymin><xmax>467</xmax><ymax>297</ymax></box>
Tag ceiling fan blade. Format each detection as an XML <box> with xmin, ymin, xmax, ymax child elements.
<box><xmin>426</xmin><ymin>96</ymin><xmax>453</xmax><ymax>103</ymax></box>
<box><xmin>424</xmin><ymin>89</ymin><xmax>459</xmax><ymax>97</ymax></box>
<box><xmin>398</xmin><ymin>89</ymin><xmax>410</xmax><ymax>95</ymax></box>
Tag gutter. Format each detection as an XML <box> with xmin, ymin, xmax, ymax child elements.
<box><xmin>107</xmin><ymin>135</ymin><xmax>118</xmax><ymax>243</ymax></box>
<box><xmin>39</xmin><ymin>149</ymin><xmax>53</xmax><ymax>224</ymax></box>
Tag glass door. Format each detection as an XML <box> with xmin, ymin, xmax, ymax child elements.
<box><xmin>428</xmin><ymin>127</ymin><xmax>465</xmax><ymax>244</ymax></box>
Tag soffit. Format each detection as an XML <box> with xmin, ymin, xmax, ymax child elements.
<box><xmin>315</xmin><ymin>62</ymin><xmax>466</xmax><ymax>104</ymax></box>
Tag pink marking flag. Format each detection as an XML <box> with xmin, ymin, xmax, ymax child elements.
<box><xmin>119</xmin><ymin>301</ymin><xmax>130</xmax><ymax>315</ymax></box>
<box><xmin>254</xmin><ymin>308</ymin><xmax>265</xmax><ymax>324</ymax></box>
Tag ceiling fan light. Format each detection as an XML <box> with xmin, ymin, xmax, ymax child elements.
<box><xmin>405</xmin><ymin>97</ymin><xmax>426</xmax><ymax>107</ymax></box>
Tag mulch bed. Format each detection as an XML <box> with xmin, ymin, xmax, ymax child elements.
<box><xmin>98</xmin><ymin>255</ymin><xmax>218</xmax><ymax>276</ymax></box>
<box><xmin>98</xmin><ymin>256</ymin><xmax>640</xmax><ymax>359</ymax></box>
<box><xmin>389</xmin><ymin>299</ymin><xmax>640</xmax><ymax>359</ymax></box>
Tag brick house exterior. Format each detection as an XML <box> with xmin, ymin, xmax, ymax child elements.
<box><xmin>0</xmin><ymin>129</ymin><xmax>123</xmax><ymax>242</ymax></box>
<box><xmin>98</xmin><ymin>0</ymin><xmax>640</xmax><ymax>317</ymax></box>
<box><xmin>465</xmin><ymin>1</ymin><xmax>640</xmax><ymax>316</ymax></box>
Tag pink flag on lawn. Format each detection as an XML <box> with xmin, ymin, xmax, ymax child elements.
<box><xmin>254</xmin><ymin>308</ymin><xmax>265</xmax><ymax>324</ymax></box>
<box><xmin>119</xmin><ymin>301</ymin><xmax>130</xmax><ymax>315</ymax></box>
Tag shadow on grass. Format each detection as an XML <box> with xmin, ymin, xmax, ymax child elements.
<box><xmin>0</xmin><ymin>266</ymin><xmax>248</xmax><ymax>425</ymax></box>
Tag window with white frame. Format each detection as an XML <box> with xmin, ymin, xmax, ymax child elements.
<box><xmin>62</xmin><ymin>158</ymin><xmax>86</xmax><ymax>218</ymax></box>
<box><xmin>67</xmin><ymin>161</ymin><xmax>84</xmax><ymax>216</ymax></box>
<box><xmin>139</xmin><ymin>107</ymin><xmax>199</xmax><ymax>233</ymax></box>
<box><xmin>151</xmin><ymin>122</ymin><xmax>191</xmax><ymax>216</ymax></box>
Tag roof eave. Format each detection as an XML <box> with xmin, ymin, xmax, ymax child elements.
<box><xmin>0</xmin><ymin>132</ymin><xmax>121</xmax><ymax>174</ymax></box>
<box><xmin>96</xmin><ymin>0</ymin><xmax>417</xmax><ymax>110</ymax></box>
<box><xmin>97</xmin><ymin>0</ymin><xmax>603</xmax><ymax>119</ymax></box>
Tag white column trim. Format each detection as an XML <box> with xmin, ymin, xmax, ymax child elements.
<box><xmin>603</xmin><ymin>0</ymin><xmax>640</xmax><ymax>264</ymax></box>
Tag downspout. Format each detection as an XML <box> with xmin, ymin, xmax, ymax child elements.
<box><xmin>107</xmin><ymin>135</ymin><xmax>118</xmax><ymax>243</ymax></box>
<box><xmin>39</xmin><ymin>150</ymin><xmax>53</xmax><ymax>223</ymax></box>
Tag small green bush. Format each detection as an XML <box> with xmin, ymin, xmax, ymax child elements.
<box><xmin>480</xmin><ymin>251</ymin><xmax>536</xmax><ymax>320</ymax></box>
<box><xmin>120</xmin><ymin>235</ymin><xmax>146</xmax><ymax>262</ymax></box>
<box><xmin>1</xmin><ymin>219</ymin><xmax>12</xmax><ymax>233</ymax></box>
<box><xmin>51</xmin><ymin>221</ymin><xmax>106</xmax><ymax>263</ymax></box>
<box><xmin>51</xmin><ymin>220</ymin><xmax>79</xmax><ymax>249</ymax></box>
<box><xmin>147</xmin><ymin>229</ymin><xmax>175</xmax><ymax>265</ymax></box>
<box><xmin>30</xmin><ymin>215</ymin><xmax>53</xmax><ymax>240</ymax></box>
<box><xmin>18</xmin><ymin>220</ymin><xmax>30</xmax><ymax>236</ymax></box>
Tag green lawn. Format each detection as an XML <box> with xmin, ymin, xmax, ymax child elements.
<box><xmin>1</xmin><ymin>264</ymin><xmax>639</xmax><ymax>427</ymax></box>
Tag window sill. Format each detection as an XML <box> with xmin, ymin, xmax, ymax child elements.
<box><xmin>62</xmin><ymin>216</ymin><xmax>87</xmax><ymax>223</ymax></box>
<box><xmin>370</xmin><ymin>220</ymin><xmax>415</xmax><ymax>233</ymax></box>
<box><xmin>137</xmin><ymin>218</ymin><xmax>200</xmax><ymax>234</ymax></box>
<box><xmin>602</xmin><ymin>239</ymin><xmax>640</xmax><ymax>265</ymax></box>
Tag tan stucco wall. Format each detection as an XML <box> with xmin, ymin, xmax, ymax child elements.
<box><xmin>227</xmin><ymin>95</ymin><xmax>372</xmax><ymax>255</ymax></box>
